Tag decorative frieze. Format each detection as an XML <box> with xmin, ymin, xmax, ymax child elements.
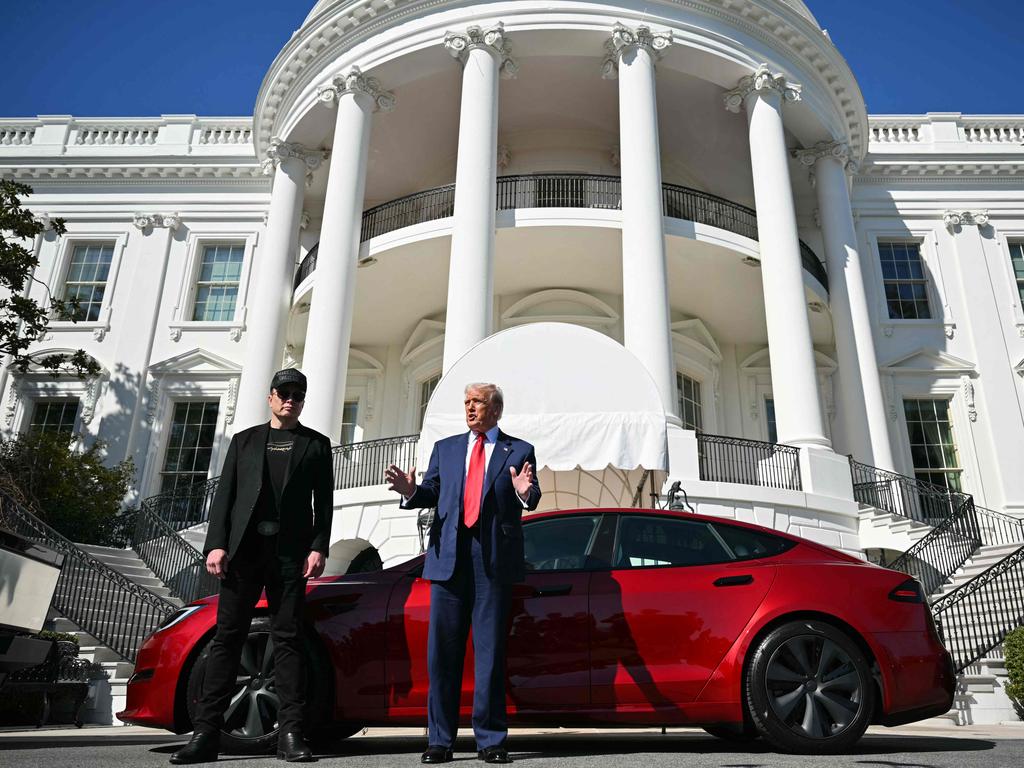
<box><xmin>794</xmin><ymin>141</ymin><xmax>858</xmax><ymax>174</ymax></box>
<box><xmin>943</xmin><ymin>210</ymin><xmax>990</xmax><ymax>233</ymax></box>
<box><xmin>316</xmin><ymin>67</ymin><xmax>396</xmax><ymax>112</ymax></box>
<box><xmin>133</xmin><ymin>212</ymin><xmax>181</xmax><ymax>231</ymax></box>
<box><xmin>260</xmin><ymin>137</ymin><xmax>329</xmax><ymax>180</ymax></box>
<box><xmin>601</xmin><ymin>23</ymin><xmax>672</xmax><ymax>79</ymax></box>
<box><xmin>443</xmin><ymin>22</ymin><xmax>518</xmax><ymax>79</ymax></box>
<box><xmin>723</xmin><ymin>63</ymin><xmax>802</xmax><ymax>113</ymax></box>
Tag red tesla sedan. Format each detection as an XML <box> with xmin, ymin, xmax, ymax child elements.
<box><xmin>119</xmin><ymin>508</ymin><xmax>953</xmax><ymax>754</ymax></box>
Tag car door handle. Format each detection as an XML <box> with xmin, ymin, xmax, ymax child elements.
<box><xmin>534</xmin><ymin>584</ymin><xmax>573</xmax><ymax>597</ymax></box>
<box><xmin>714</xmin><ymin>575</ymin><xmax>754</xmax><ymax>587</ymax></box>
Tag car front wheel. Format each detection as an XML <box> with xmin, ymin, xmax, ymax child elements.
<box><xmin>746</xmin><ymin>619</ymin><xmax>875</xmax><ymax>754</ymax></box>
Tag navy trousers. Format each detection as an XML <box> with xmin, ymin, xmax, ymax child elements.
<box><xmin>427</xmin><ymin>525</ymin><xmax>511</xmax><ymax>749</ymax></box>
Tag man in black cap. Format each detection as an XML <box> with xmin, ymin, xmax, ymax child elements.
<box><xmin>171</xmin><ymin>368</ymin><xmax>334</xmax><ymax>764</ymax></box>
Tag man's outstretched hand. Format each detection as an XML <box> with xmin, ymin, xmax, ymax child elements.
<box><xmin>510</xmin><ymin>461</ymin><xmax>534</xmax><ymax>500</ymax></box>
<box><xmin>385</xmin><ymin>464</ymin><xmax>417</xmax><ymax>497</ymax></box>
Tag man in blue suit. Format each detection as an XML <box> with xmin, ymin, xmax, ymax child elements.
<box><xmin>386</xmin><ymin>382</ymin><xmax>541</xmax><ymax>765</ymax></box>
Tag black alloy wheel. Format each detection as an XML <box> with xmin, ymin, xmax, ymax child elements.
<box><xmin>746</xmin><ymin>620</ymin><xmax>875</xmax><ymax>753</ymax></box>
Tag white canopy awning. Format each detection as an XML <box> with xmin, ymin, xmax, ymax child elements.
<box><xmin>419</xmin><ymin>323</ymin><xmax>668</xmax><ymax>472</ymax></box>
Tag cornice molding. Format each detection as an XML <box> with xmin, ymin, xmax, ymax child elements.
<box><xmin>794</xmin><ymin>140</ymin><xmax>858</xmax><ymax>174</ymax></box>
<box><xmin>723</xmin><ymin>63</ymin><xmax>802</xmax><ymax>112</ymax></box>
<box><xmin>601</xmin><ymin>22</ymin><xmax>673</xmax><ymax>79</ymax></box>
<box><xmin>443</xmin><ymin>22</ymin><xmax>518</xmax><ymax>78</ymax></box>
<box><xmin>316</xmin><ymin>66</ymin><xmax>397</xmax><ymax>111</ymax></box>
<box><xmin>253</xmin><ymin>0</ymin><xmax>867</xmax><ymax>162</ymax></box>
<box><xmin>855</xmin><ymin>161</ymin><xmax>1024</xmax><ymax>184</ymax></box>
<box><xmin>0</xmin><ymin>163</ymin><xmax>266</xmax><ymax>185</ymax></box>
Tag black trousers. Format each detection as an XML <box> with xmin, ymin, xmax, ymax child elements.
<box><xmin>192</xmin><ymin>530</ymin><xmax>308</xmax><ymax>735</ymax></box>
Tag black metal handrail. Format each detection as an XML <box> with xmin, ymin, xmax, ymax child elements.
<box><xmin>696</xmin><ymin>433</ymin><xmax>802</xmax><ymax>491</ymax></box>
<box><xmin>143</xmin><ymin>477</ymin><xmax>221</xmax><ymax>533</ymax></box>
<box><xmin>131</xmin><ymin>503</ymin><xmax>218</xmax><ymax>604</ymax></box>
<box><xmin>333</xmin><ymin>434</ymin><xmax>419</xmax><ymax>492</ymax></box>
<box><xmin>849</xmin><ymin>459</ymin><xmax>963</xmax><ymax>527</ymax></box>
<box><xmin>975</xmin><ymin>505</ymin><xmax>1024</xmax><ymax>547</ymax></box>
<box><xmin>294</xmin><ymin>173</ymin><xmax>829</xmax><ymax>291</ymax></box>
<box><xmin>889</xmin><ymin>496</ymin><xmax>980</xmax><ymax>596</ymax></box>
<box><xmin>0</xmin><ymin>491</ymin><xmax>175</xmax><ymax>662</ymax></box>
<box><xmin>932</xmin><ymin>543</ymin><xmax>1024</xmax><ymax>672</ymax></box>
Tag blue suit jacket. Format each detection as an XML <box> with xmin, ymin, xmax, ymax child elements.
<box><xmin>403</xmin><ymin>430</ymin><xmax>541</xmax><ymax>584</ymax></box>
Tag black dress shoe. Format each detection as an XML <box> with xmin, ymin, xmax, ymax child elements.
<box><xmin>478</xmin><ymin>746</ymin><xmax>512</xmax><ymax>764</ymax></box>
<box><xmin>421</xmin><ymin>745</ymin><xmax>454</xmax><ymax>764</ymax></box>
<box><xmin>277</xmin><ymin>732</ymin><xmax>314</xmax><ymax>762</ymax></box>
<box><xmin>169</xmin><ymin>730</ymin><xmax>219</xmax><ymax>764</ymax></box>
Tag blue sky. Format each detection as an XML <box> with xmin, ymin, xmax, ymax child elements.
<box><xmin>0</xmin><ymin>1</ymin><xmax>1020</xmax><ymax>117</ymax></box>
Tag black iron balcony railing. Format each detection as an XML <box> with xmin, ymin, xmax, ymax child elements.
<box><xmin>696</xmin><ymin>432</ymin><xmax>802</xmax><ymax>492</ymax></box>
<box><xmin>849</xmin><ymin>459</ymin><xmax>963</xmax><ymax>527</ymax></box>
<box><xmin>294</xmin><ymin>173</ymin><xmax>829</xmax><ymax>291</ymax></box>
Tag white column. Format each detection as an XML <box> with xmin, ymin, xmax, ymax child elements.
<box><xmin>797</xmin><ymin>142</ymin><xmax>896</xmax><ymax>469</ymax></box>
<box><xmin>301</xmin><ymin>68</ymin><xmax>394</xmax><ymax>441</ymax></box>
<box><xmin>603</xmin><ymin>23</ymin><xmax>678</xmax><ymax>421</ymax></box>
<box><xmin>724</xmin><ymin>65</ymin><xmax>830</xmax><ymax>449</ymax></box>
<box><xmin>234</xmin><ymin>140</ymin><xmax>321</xmax><ymax>429</ymax></box>
<box><xmin>441</xmin><ymin>23</ymin><xmax>517</xmax><ymax>374</ymax></box>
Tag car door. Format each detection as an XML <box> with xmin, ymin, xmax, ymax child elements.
<box><xmin>590</xmin><ymin>513</ymin><xmax>775</xmax><ymax>711</ymax></box>
<box><xmin>505</xmin><ymin>513</ymin><xmax>606</xmax><ymax>710</ymax></box>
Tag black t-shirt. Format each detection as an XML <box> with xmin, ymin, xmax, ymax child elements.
<box><xmin>266</xmin><ymin>427</ymin><xmax>296</xmax><ymax>507</ymax></box>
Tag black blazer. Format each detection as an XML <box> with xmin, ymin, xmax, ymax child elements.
<box><xmin>203</xmin><ymin>422</ymin><xmax>334</xmax><ymax>561</ymax></box>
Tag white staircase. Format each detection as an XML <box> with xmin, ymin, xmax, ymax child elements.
<box><xmin>46</xmin><ymin>543</ymin><xmax>183</xmax><ymax>725</ymax></box>
<box><xmin>858</xmin><ymin>505</ymin><xmax>935</xmax><ymax>553</ymax></box>
<box><xmin>931</xmin><ymin>543</ymin><xmax>1024</xmax><ymax>725</ymax></box>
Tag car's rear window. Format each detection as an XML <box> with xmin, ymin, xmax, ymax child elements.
<box><xmin>712</xmin><ymin>523</ymin><xmax>795</xmax><ymax>561</ymax></box>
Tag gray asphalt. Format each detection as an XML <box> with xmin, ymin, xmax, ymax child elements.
<box><xmin>1</xmin><ymin>726</ymin><xmax>1022</xmax><ymax>767</ymax></box>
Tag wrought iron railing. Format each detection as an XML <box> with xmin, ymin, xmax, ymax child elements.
<box><xmin>849</xmin><ymin>459</ymin><xmax>962</xmax><ymax>527</ymax></box>
<box><xmin>294</xmin><ymin>173</ymin><xmax>829</xmax><ymax>291</ymax></box>
<box><xmin>932</xmin><ymin>542</ymin><xmax>1024</xmax><ymax>672</ymax></box>
<box><xmin>142</xmin><ymin>477</ymin><xmax>220</xmax><ymax>533</ymax></box>
<box><xmin>131</xmin><ymin>503</ymin><xmax>218</xmax><ymax>604</ymax></box>
<box><xmin>696</xmin><ymin>433</ymin><xmax>802</xmax><ymax>491</ymax></box>
<box><xmin>0</xmin><ymin>491</ymin><xmax>174</xmax><ymax>663</ymax></box>
<box><xmin>333</xmin><ymin>434</ymin><xmax>419</xmax><ymax>492</ymax></box>
<box><xmin>889</xmin><ymin>497</ymin><xmax>981</xmax><ymax>596</ymax></box>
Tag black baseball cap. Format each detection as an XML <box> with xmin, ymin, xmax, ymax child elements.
<box><xmin>270</xmin><ymin>368</ymin><xmax>307</xmax><ymax>392</ymax></box>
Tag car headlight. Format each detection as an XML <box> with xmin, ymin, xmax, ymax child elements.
<box><xmin>155</xmin><ymin>604</ymin><xmax>206</xmax><ymax>633</ymax></box>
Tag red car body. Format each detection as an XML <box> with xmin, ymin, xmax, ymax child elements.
<box><xmin>120</xmin><ymin>508</ymin><xmax>953</xmax><ymax>739</ymax></box>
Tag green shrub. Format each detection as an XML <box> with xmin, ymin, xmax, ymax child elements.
<box><xmin>36</xmin><ymin>630</ymin><xmax>79</xmax><ymax>647</ymax></box>
<box><xmin>0</xmin><ymin>430</ymin><xmax>133</xmax><ymax>545</ymax></box>
<box><xmin>1006</xmin><ymin>626</ymin><xmax>1024</xmax><ymax>720</ymax></box>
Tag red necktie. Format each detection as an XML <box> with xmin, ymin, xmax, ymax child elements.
<box><xmin>463</xmin><ymin>433</ymin><xmax>486</xmax><ymax>528</ymax></box>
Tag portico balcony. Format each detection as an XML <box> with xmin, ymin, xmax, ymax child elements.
<box><xmin>293</xmin><ymin>172</ymin><xmax>829</xmax><ymax>292</ymax></box>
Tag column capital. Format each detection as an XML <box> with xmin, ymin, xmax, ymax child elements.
<box><xmin>443</xmin><ymin>22</ymin><xmax>518</xmax><ymax>79</ymax></box>
<box><xmin>723</xmin><ymin>63</ymin><xmax>801</xmax><ymax>113</ymax></box>
<box><xmin>260</xmin><ymin>137</ymin><xmax>328</xmax><ymax>176</ymax></box>
<box><xmin>601</xmin><ymin>22</ymin><xmax>672</xmax><ymax>79</ymax></box>
<box><xmin>943</xmin><ymin>210</ymin><xmax>990</xmax><ymax>233</ymax></box>
<box><xmin>317</xmin><ymin>66</ymin><xmax>396</xmax><ymax>112</ymax></box>
<box><xmin>133</xmin><ymin>212</ymin><xmax>181</xmax><ymax>232</ymax></box>
<box><xmin>794</xmin><ymin>140</ymin><xmax>858</xmax><ymax>174</ymax></box>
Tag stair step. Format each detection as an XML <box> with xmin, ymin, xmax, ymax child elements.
<box><xmin>78</xmin><ymin>646</ymin><xmax>124</xmax><ymax>663</ymax></box>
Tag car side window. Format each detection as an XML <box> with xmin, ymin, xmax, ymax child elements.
<box><xmin>613</xmin><ymin>515</ymin><xmax>732</xmax><ymax>569</ymax></box>
<box><xmin>712</xmin><ymin>523</ymin><xmax>795</xmax><ymax>561</ymax></box>
<box><xmin>523</xmin><ymin>516</ymin><xmax>601</xmax><ymax>572</ymax></box>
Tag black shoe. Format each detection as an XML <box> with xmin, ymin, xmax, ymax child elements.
<box><xmin>421</xmin><ymin>745</ymin><xmax>454</xmax><ymax>764</ymax></box>
<box><xmin>277</xmin><ymin>732</ymin><xmax>314</xmax><ymax>762</ymax></box>
<box><xmin>169</xmin><ymin>730</ymin><xmax>219</xmax><ymax>764</ymax></box>
<box><xmin>478</xmin><ymin>746</ymin><xmax>512</xmax><ymax>764</ymax></box>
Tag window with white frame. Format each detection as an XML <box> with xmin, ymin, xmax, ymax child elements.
<box><xmin>903</xmin><ymin>398</ymin><xmax>962</xmax><ymax>491</ymax></box>
<box><xmin>878</xmin><ymin>241</ymin><xmax>932</xmax><ymax>320</ymax></box>
<box><xmin>29</xmin><ymin>398</ymin><xmax>79</xmax><ymax>435</ymax></box>
<box><xmin>62</xmin><ymin>243</ymin><xmax>114</xmax><ymax>322</ymax></box>
<box><xmin>418</xmin><ymin>374</ymin><xmax>440</xmax><ymax>431</ymax></box>
<box><xmin>765</xmin><ymin>397</ymin><xmax>778</xmax><ymax>444</ymax></box>
<box><xmin>160</xmin><ymin>401</ymin><xmax>219</xmax><ymax>493</ymax></box>
<box><xmin>340</xmin><ymin>400</ymin><xmax>359</xmax><ymax>445</ymax></box>
<box><xmin>192</xmin><ymin>244</ymin><xmax>244</xmax><ymax>321</ymax></box>
<box><xmin>676</xmin><ymin>373</ymin><xmax>703</xmax><ymax>432</ymax></box>
<box><xmin>1009</xmin><ymin>242</ymin><xmax>1024</xmax><ymax>307</ymax></box>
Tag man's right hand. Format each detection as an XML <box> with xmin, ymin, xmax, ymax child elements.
<box><xmin>206</xmin><ymin>548</ymin><xmax>228</xmax><ymax>580</ymax></box>
<box><xmin>385</xmin><ymin>464</ymin><xmax>416</xmax><ymax>497</ymax></box>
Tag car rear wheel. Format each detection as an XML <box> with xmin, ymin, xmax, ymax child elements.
<box><xmin>746</xmin><ymin>620</ymin><xmax>874</xmax><ymax>754</ymax></box>
<box><xmin>185</xmin><ymin>616</ymin><xmax>349</xmax><ymax>754</ymax></box>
